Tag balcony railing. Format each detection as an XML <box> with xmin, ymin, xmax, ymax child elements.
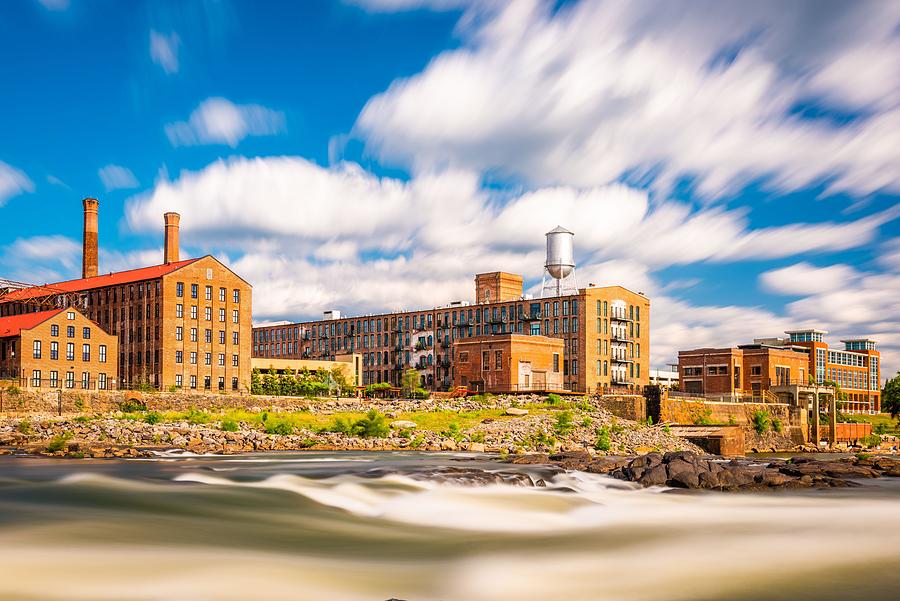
<box><xmin>609</xmin><ymin>312</ymin><xmax>633</xmax><ymax>323</ymax></box>
<box><xmin>611</xmin><ymin>356</ymin><xmax>634</xmax><ymax>364</ymax></box>
<box><xmin>611</xmin><ymin>334</ymin><xmax>632</xmax><ymax>343</ymax></box>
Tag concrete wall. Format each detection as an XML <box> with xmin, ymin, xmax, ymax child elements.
<box><xmin>660</xmin><ymin>396</ymin><xmax>792</xmax><ymax>426</ymax></box>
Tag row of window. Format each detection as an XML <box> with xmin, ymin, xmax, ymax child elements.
<box><xmin>175</xmin><ymin>304</ymin><xmax>240</xmax><ymax>323</ymax></box>
<box><xmin>176</xmin><ymin>282</ymin><xmax>241</xmax><ymax>304</ymax></box>
<box><xmin>49</xmin><ymin>322</ymin><xmax>91</xmax><ymax>340</ymax></box>
<box><xmin>175</xmin><ymin>351</ymin><xmax>240</xmax><ymax>367</ymax></box>
<box><xmin>174</xmin><ymin>373</ymin><xmax>240</xmax><ymax>390</ymax></box>
<box><xmin>175</xmin><ymin>327</ymin><xmax>236</xmax><ymax>344</ymax></box>
<box><xmin>596</xmin><ymin>361</ymin><xmax>641</xmax><ymax>379</ymax></box>
<box><xmin>30</xmin><ymin>370</ymin><xmax>109</xmax><ymax>389</ymax></box>
<box><xmin>33</xmin><ymin>341</ymin><xmax>107</xmax><ymax>362</ymax></box>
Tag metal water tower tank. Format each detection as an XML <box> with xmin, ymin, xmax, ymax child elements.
<box><xmin>545</xmin><ymin>226</ymin><xmax>575</xmax><ymax>279</ymax></box>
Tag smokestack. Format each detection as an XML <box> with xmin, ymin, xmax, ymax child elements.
<box><xmin>164</xmin><ymin>212</ymin><xmax>180</xmax><ymax>264</ymax></box>
<box><xmin>82</xmin><ymin>198</ymin><xmax>99</xmax><ymax>279</ymax></box>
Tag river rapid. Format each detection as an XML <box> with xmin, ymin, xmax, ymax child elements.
<box><xmin>0</xmin><ymin>451</ymin><xmax>899</xmax><ymax>601</ymax></box>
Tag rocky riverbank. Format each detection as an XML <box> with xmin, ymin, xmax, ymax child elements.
<box><xmin>0</xmin><ymin>396</ymin><xmax>701</xmax><ymax>457</ymax></box>
<box><xmin>511</xmin><ymin>450</ymin><xmax>900</xmax><ymax>491</ymax></box>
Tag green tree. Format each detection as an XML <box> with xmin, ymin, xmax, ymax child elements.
<box><xmin>401</xmin><ymin>368</ymin><xmax>420</xmax><ymax>397</ymax></box>
<box><xmin>883</xmin><ymin>372</ymin><xmax>900</xmax><ymax>419</ymax></box>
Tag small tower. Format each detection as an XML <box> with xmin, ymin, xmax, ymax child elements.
<box><xmin>541</xmin><ymin>225</ymin><xmax>578</xmax><ymax>297</ymax></box>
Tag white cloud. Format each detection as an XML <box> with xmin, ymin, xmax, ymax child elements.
<box><xmin>98</xmin><ymin>164</ymin><xmax>139</xmax><ymax>192</ymax></box>
<box><xmin>760</xmin><ymin>262</ymin><xmax>860</xmax><ymax>296</ymax></box>
<box><xmin>0</xmin><ymin>162</ymin><xmax>34</xmax><ymax>207</ymax></box>
<box><xmin>150</xmin><ymin>30</ymin><xmax>181</xmax><ymax>75</ymax></box>
<box><xmin>356</xmin><ymin>0</ymin><xmax>900</xmax><ymax>198</ymax></box>
<box><xmin>37</xmin><ymin>0</ymin><xmax>68</xmax><ymax>10</ymax></box>
<box><xmin>165</xmin><ymin>98</ymin><xmax>286</xmax><ymax>147</ymax></box>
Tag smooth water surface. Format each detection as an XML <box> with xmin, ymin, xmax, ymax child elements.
<box><xmin>0</xmin><ymin>451</ymin><xmax>898</xmax><ymax>601</ymax></box>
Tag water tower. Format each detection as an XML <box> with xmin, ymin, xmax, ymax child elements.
<box><xmin>541</xmin><ymin>225</ymin><xmax>578</xmax><ymax>297</ymax></box>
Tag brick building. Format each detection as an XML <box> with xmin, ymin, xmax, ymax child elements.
<box><xmin>454</xmin><ymin>334</ymin><xmax>564</xmax><ymax>393</ymax></box>
<box><xmin>0</xmin><ymin>307</ymin><xmax>118</xmax><ymax>390</ymax></box>
<box><xmin>254</xmin><ymin>271</ymin><xmax>649</xmax><ymax>394</ymax></box>
<box><xmin>0</xmin><ymin>200</ymin><xmax>253</xmax><ymax>392</ymax></box>
<box><xmin>678</xmin><ymin>329</ymin><xmax>881</xmax><ymax>413</ymax></box>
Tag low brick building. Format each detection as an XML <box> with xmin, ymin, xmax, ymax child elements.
<box><xmin>453</xmin><ymin>334</ymin><xmax>564</xmax><ymax>393</ymax></box>
<box><xmin>0</xmin><ymin>307</ymin><xmax>119</xmax><ymax>390</ymax></box>
<box><xmin>679</xmin><ymin>345</ymin><xmax>810</xmax><ymax>397</ymax></box>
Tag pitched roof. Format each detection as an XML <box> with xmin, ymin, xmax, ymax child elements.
<box><xmin>0</xmin><ymin>258</ymin><xmax>200</xmax><ymax>302</ymax></box>
<box><xmin>0</xmin><ymin>309</ymin><xmax>66</xmax><ymax>337</ymax></box>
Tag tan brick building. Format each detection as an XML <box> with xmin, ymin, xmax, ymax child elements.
<box><xmin>0</xmin><ymin>200</ymin><xmax>253</xmax><ymax>392</ymax></box>
<box><xmin>0</xmin><ymin>307</ymin><xmax>118</xmax><ymax>390</ymax></box>
<box><xmin>454</xmin><ymin>334</ymin><xmax>563</xmax><ymax>393</ymax></box>
<box><xmin>254</xmin><ymin>273</ymin><xmax>650</xmax><ymax>394</ymax></box>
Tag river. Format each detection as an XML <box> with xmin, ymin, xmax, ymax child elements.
<box><xmin>0</xmin><ymin>451</ymin><xmax>899</xmax><ymax>601</ymax></box>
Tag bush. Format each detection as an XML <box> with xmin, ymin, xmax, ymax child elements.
<box><xmin>322</xmin><ymin>417</ymin><xmax>352</xmax><ymax>434</ymax></box>
<box><xmin>862</xmin><ymin>434</ymin><xmax>882</xmax><ymax>449</ymax></box>
<box><xmin>693</xmin><ymin>408</ymin><xmax>714</xmax><ymax>426</ymax></box>
<box><xmin>6</xmin><ymin>385</ymin><xmax>21</xmax><ymax>396</ymax></box>
<box><xmin>581</xmin><ymin>416</ymin><xmax>593</xmax><ymax>428</ymax></box>
<box><xmin>771</xmin><ymin>417</ymin><xmax>783</xmax><ymax>434</ymax></box>
<box><xmin>220</xmin><ymin>418</ymin><xmax>239</xmax><ymax>432</ymax></box>
<box><xmin>185</xmin><ymin>408</ymin><xmax>211</xmax><ymax>425</ymax></box>
<box><xmin>751</xmin><ymin>410</ymin><xmax>771</xmax><ymax>435</ymax></box>
<box><xmin>144</xmin><ymin>411</ymin><xmax>162</xmax><ymax>425</ymax></box>
<box><xmin>469</xmin><ymin>431</ymin><xmax>486</xmax><ymax>443</ymax></box>
<box><xmin>554</xmin><ymin>411</ymin><xmax>574</xmax><ymax>437</ymax></box>
<box><xmin>442</xmin><ymin>421</ymin><xmax>464</xmax><ymax>442</ymax></box>
<box><xmin>119</xmin><ymin>399</ymin><xmax>147</xmax><ymax>413</ymax></box>
<box><xmin>17</xmin><ymin>420</ymin><xmax>31</xmax><ymax>434</ymax></box>
<box><xmin>352</xmin><ymin>409</ymin><xmax>390</xmax><ymax>438</ymax></box>
<box><xmin>264</xmin><ymin>419</ymin><xmax>294</xmax><ymax>436</ymax></box>
<box><xmin>409</xmin><ymin>387</ymin><xmax>429</xmax><ymax>400</ymax></box>
<box><xmin>46</xmin><ymin>432</ymin><xmax>72</xmax><ymax>453</ymax></box>
<box><xmin>410</xmin><ymin>434</ymin><xmax>425</xmax><ymax>448</ymax></box>
<box><xmin>874</xmin><ymin>422</ymin><xmax>889</xmax><ymax>435</ymax></box>
<box><xmin>546</xmin><ymin>393</ymin><xmax>562</xmax><ymax>405</ymax></box>
<box><xmin>594</xmin><ymin>426</ymin><xmax>611</xmax><ymax>452</ymax></box>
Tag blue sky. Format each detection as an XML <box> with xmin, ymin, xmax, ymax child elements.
<box><xmin>1</xmin><ymin>0</ymin><xmax>899</xmax><ymax>375</ymax></box>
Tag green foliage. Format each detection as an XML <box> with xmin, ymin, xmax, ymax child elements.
<box><xmin>856</xmin><ymin>452</ymin><xmax>872</xmax><ymax>460</ymax></box>
<box><xmin>771</xmin><ymin>417</ymin><xmax>783</xmax><ymax>434</ymax></box>
<box><xmin>727</xmin><ymin>415</ymin><xmax>737</xmax><ymax>426</ymax></box>
<box><xmin>17</xmin><ymin>419</ymin><xmax>31</xmax><ymax>434</ymax></box>
<box><xmin>751</xmin><ymin>410</ymin><xmax>771</xmax><ymax>435</ymax></box>
<box><xmin>264</xmin><ymin>418</ymin><xmax>294</xmax><ymax>435</ymax></box>
<box><xmin>220</xmin><ymin>418</ymin><xmax>239</xmax><ymax>432</ymax></box>
<box><xmin>530</xmin><ymin>430</ymin><xmax>556</xmax><ymax>449</ymax></box>
<box><xmin>862</xmin><ymin>433</ymin><xmax>882</xmax><ymax>449</ymax></box>
<box><xmin>73</xmin><ymin>396</ymin><xmax>85</xmax><ymax>411</ymax></box>
<box><xmin>874</xmin><ymin>422</ymin><xmax>889</xmax><ymax>435</ymax></box>
<box><xmin>46</xmin><ymin>432</ymin><xmax>72</xmax><ymax>453</ymax></box>
<box><xmin>168</xmin><ymin>385</ymin><xmax>178</xmax><ymax>393</ymax></box>
<box><xmin>645</xmin><ymin>415</ymin><xmax>654</xmax><ymax>426</ymax></box>
<box><xmin>469</xmin><ymin>431</ymin><xmax>486</xmax><ymax>444</ymax></box>
<box><xmin>546</xmin><ymin>393</ymin><xmax>562</xmax><ymax>405</ymax></box>
<box><xmin>409</xmin><ymin>387</ymin><xmax>430</xmax><ymax>400</ymax></box>
<box><xmin>73</xmin><ymin>415</ymin><xmax>92</xmax><ymax>423</ymax></box>
<box><xmin>883</xmin><ymin>371</ymin><xmax>900</xmax><ymax>419</ymax></box>
<box><xmin>353</xmin><ymin>409</ymin><xmax>390</xmax><ymax>438</ymax></box>
<box><xmin>554</xmin><ymin>410</ymin><xmax>574</xmax><ymax>437</ymax></box>
<box><xmin>594</xmin><ymin>426</ymin><xmax>611</xmax><ymax>452</ymax></box>
<box><xmin>250</xmin><ymin>366</ymin><xmax>342</xmax><ymax>398</ymax></box>
<box><xmin>401</xmin><ymin>369</ymin><xmax>420</xmax><ymax>397</ymax></box>
<box><xmin>119</xmin><ymin>399</ymin><xmax>147</xmax><ymax>413</ymax></box>
<box><xmin>410</xmin><ymin>434</ymin><xmax>425</xmax><ymax>448</ymax></box>
<box><xmin>442</xmin><ymin>421</ymin><xmax>464</xmax><ymax>442</ymax></box>
<box><xmin>398</xmin><ymin>428</ymin><xmax>412</xmax><ymax>439</ymax></box>
<box><xmin>144</xmin><ymin>411</ymin><xmax>162</xmax><ymax>425</ymax></box>
<box><xmin>581</xmin><ymin>416</ymin><xmax>593</xmax><ymax>428</ymax></box>
<box><xmin>185</xmin><ymin>408</ymin><xmax>211</xmax><ymax>425</ymax></box>
<box><xmin>322</xmin><ymin>417</ymin><xmax>352</xmax><ymax>434</ymax></box>
<box><xmin>663</xmin><ymin>424</ymin><xmax>670</xmax><ymax>434</ymax></box>
<box><xmin>693</xmin><ymin>408</ymin><xmax>714</xmax><ymax>426</ymax></box>
<box><xmin>365</xmin><ymin>382</ymin><xmax>393</xmax><ymax>396</ymax></box>
<box><xmin>5</xmin><ymin>385</ymin><xmax>21</xmax><ymax>396</ymax></box>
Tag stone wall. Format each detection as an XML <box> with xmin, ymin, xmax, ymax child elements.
<box><xmin>597</xmin><ymin>395</ymin><xmax>647</xmax><ymax>422</ymax></box>
<box><xmin>660</xmin><ymin>396</ymin><xmax>792</xmax><ymax>426</ymax></box>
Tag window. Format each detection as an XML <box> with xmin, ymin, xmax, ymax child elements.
<box><xmin>176</xmin><ymin>326</ymin><xmax>183</xmax><ymax>341</ymax></box>
<box><xmin>175</xmin><ymin>374</ymin><xmax>183</xmax><ymax>388</ymax></box>
<box><xmin>190</xmin><ymin>283</ymin><xmax>198</xmax><ymax>299</ymax></box>
<box><xmin>232</xmin><ymin>377</ymin><xmax>239</xmax><ymax>391</ymax></box>
<box><xmin>218</xmin><ymin>353</ymin><xmax>225</xmax><ymax>366</ymax></box>
<box><xmin>232</xmin><ymin>354</ymin><xmax>239</xmax><ymax>367</ymax></box>
<box><xmin>51</xmin><ymin>324</ymin><xmax>59</xmax><ymax>337</ymax></box>
<box><xmin>750</xmin><ymin>365</ymin><xmax>761</xmax><ymax>376</ymax></box>
<box><xmin>553</xmin><ymin>353</ymin><xmax>560</xmax><ymax>373</ymax></box>
<box><xmin>233</xmin><ymin>289</ymin><xmax>240</xmax><ymax>303</ymax></box>
<box><xmin>33</xmin><ymin>340</ymin><xmax>41</xmax><ymax>359</ymax></box>
<box><xmin>190</xmin><ymin>375</ymin><xmax>197</xmax><ymax>389</ymax></box>
<box><xmin>82</xmin><ymin>344</ymin><xmax>90</xmax><ymax>362</ymax></box>
<box><xmin>65</xmin><ymin>371</ymin><xmax>74</xmax><ymax>389</ymax></box>
<box><xmin>205</xmin><ymin>329</ymin><xmax>212</xmax><ymax>343</ymax></box>
<box><xmin>219</xmin><ymin>331</ymin><xmax>226</xmax><ymax>344</ymax></box>
<box><xmin>205</xmin><ymin>353</ymin><xmax>211</xmax><ymax>366</ymax></box>
<box><xmin>98</xmin><ymin>373</ymin><xmax>107</xmax><ymax>390</ymax></box>
<box><xmin>232</xmin><ymin>309</ymin><xmax>239</xmax><ymax>324</ymax></box>
<box><xmin>99</xmin><ymin>345</ymin><xmax>106</xmax><ymax>363</ymax></box>
<box><xmin>31</xmin><ymin>370</ymin><xmax>41</xmax><ymax>387</ymax></box>
<box><xmin>482</xmin><ymin>351</ymin><xmax>489</xmax><ymax>370</ymax></box>
<box><xmin>190</xmin><ymin>352</ymin><xmax>197</xmax><ymax>365</ymax></box>
<box><xmin>190</xmin><ymin>328</ymin><xmax>198</xmax><ymax>342</ymax></box>
<box><xmin>50</xmin><ymin>341</ymin><xmax>58</xmax><ymax>360</ymax></box>
<box><xmin>83</xmin><ymin>327</ymin><xmax>91</xmax><ymax>339</ymax></box>
<box><xmin>81</xmin><ymin>371</ymin><xmax>90</xmax><ymax>389</ymax></box>
<box><xmin>67</xmin><ymin>311</ymin><xmax>75</xmax><ymax>320</ymax></box>
<box><xmin>204</xmin><ymin>376</ymin><xmax>211</xmax><ymax>390</ymax></box>
<box><xmin>218</xmin><ymin>308</ymin><xmax>226</xmax><ymax>322</ymax></box>
<box><xmin>205</xmin><ymin>307</ymin><xmax>212</xmax><ymax>321</ymax></box>
<box><xmin>218</xmin><ymin>377</ymin><xmax>225</xmax><ymax>391</ymax></box>
<box><xmin>176</xmin><ymin>282</ymin><xmax>184</xmax><ymax>297</ymax></box>
<box><xmin>205</xmin><ymin>285</ymin><xmax>212</xmax><ymax>300</ymax></box>
<box><xmin>232</xmin><ymin>331</ymin><xmax>239</xmax><ymax>345</ymax></box>
<box><xmin>50</xmin><ymin>371</ymin><xmax>59</xmax><ymax>387</ymax></box>
<box><xmin>495</xmin><ymin>350</ymin><xmax>502</xmax><ymax>370</ymax></box>
<box><xmin>66</xmin><ymin>342</ymin><xmax>75</xmax><ymax>361</ymax></box>
<box><xmin>190</xmin><ymin>305</ymin><xmax>198</xmax><ymax>320</ymax></box>
<box><xmin>176</xmin><ymin>304</ymin><xmax>183</xmax><ymax>318</ymax></box>
<box><xmin>219</xmin><ymin>287</ymin><xmax>226</xmax><ymax>302</ymax></box>
<box><xmin>67</xmin><ymin>325</ymin><xmax>75</xmax><ymax>338</ymax></box>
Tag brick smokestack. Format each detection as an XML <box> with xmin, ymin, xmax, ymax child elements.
<box><xmin>164</xmin><ymin>212</ymin><xmax>180</xmax><ymax>264</ymax></box>
<box><xmin>82</xmin><ymin>197</ymin><xmax>99</xmax><ymax>279</ymax></box>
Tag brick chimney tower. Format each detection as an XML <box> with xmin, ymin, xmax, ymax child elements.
<box><xmin>164</xmin><ymin>212</ymin><xmax>180</xmax><ymax>264</ymax></box>
<box><xmin>82</xmin><ymin>197</ymin><xmax>99</xmax><ymax>279</ymax></box>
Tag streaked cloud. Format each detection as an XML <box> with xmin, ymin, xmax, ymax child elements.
<box><xmin>165</xmin><ymin>97</ymin><xmax>286</xmax><ymax>147</ymax></box>
<box><xmin>0</xmin><ymin>161</ymin><xmax>34</xmax><ymax>207</ymax></box>
<box><xmin>98</xmin><ymin>164</ymin><xmax>139</xmax><ymax>192</ymax></box>
<box><xmin>150</xmin><ymin>30</ymin><xmax>181</xmax><ymax>75</ymax></box>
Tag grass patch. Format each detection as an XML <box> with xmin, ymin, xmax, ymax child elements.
<box><xmin>46</xmin><ymin>432</ymin><xmax>72</xmax><ymax>453</ymax></box>
<box><xmin>594</xmin><ymin>426</ymin><xmax>611</xmax><ymax>452</ymax></box>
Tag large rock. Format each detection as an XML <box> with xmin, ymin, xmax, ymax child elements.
<box><xmin>390</xmin><ymin>420</ymin><xmax>417</xmax><ymax>430</ymax></box>
<box><xmin>505</xmin><ymin>408</ymin><xmax>529</xmax><ymax>416</ymax></box>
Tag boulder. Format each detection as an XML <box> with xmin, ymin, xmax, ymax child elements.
<box><xmin>505</xmin><ymin>408</ymin><xmax>529</xmax><ymax>416</ymax></box>
<box><xmin>391</xmin><ymin>420</ymin><xmax>417</xmax><ymax>430</ymax></box>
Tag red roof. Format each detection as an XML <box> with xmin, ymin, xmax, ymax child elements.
<box><xmin>0</xmin><ymin>309</ymin><xmax>66</xmax><ymax>337</ymax></box>
<box><xmin>1</xmin><ymin>258</ymin><xmax>200</xmax><ymax>302</ymax></box>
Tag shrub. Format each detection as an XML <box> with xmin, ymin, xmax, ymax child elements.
<box><xmin>410</xmin><ymin>387</ymin><xmax>429</xmax><ymax>400</ymax></box>
<box><xmin>771</xmin><ymin>417</ymin><xmax>783</xmax><ymax>434</ymax></box>
<box><xmin>322</xmin><ymin>417</ymin><xmax>352</xmax><ymax>434</ymax></box>
<box><xmin>17</xmin><ymin>420</ymin><xmax>31</xmax><ymax>434</ymax></box>
<box><xmin>581</xmin><ymin>416</ymin><xmax>593</xmax><ymax>428</ymax></box>
<box><xmin>119</xmin><ymin>399</ymin><xmax>147</xmax><ymax>413</ymax></box>
<box><xmin>74</xmin><ymin>397</ymin><xmax>85</xmax><ymax>411</ymax></box>
<box><xmin>46</xmin><ymin>432</ymin><xmax>72</xmax><ymax>453</ymax></box>
<box><xmin>862</xmin><ymin>434</ymin><xmax>882</xmax><ymax>449</ymax></box>
<box><xmin>576</xmin><ymin>396</ymin><xmax>592</xmax><ymax>411</ymax></box>
<box><xmin>546</xmin><ymin>393</ymin><xmax>562</xmax><ymax>405</ymax></box>
<box><xmin>185</xmin><ymin>408</ymin><xmax>211</xmax><ymax>425</ymax></box>
<box><xmin>751</xmin><ymin>410</ymin><xmax>771</xmax><ymax>435</ymax></box>
<box><xmin>874</xmin><ymin>422</ymin><xmax>889</xmax><ymax>435</ymax></box>
<box><xmin>554</xmin><ymin>411</ymin><xmax>574</xmax><ymax>437</ymax></box>
<box><xmin>144</xmin><ymin>411</ymin><xmax>162</xmax><ymax>425</ymax></box>
<box><xmin>594</xmin><ymin>426</ymin><xmax>611</xmax><ymax>452</ymax></box>
<box><xmin>469</xmin><ymin>431</ymin><xmax>486</xmax><ymax>444</ymax></box>
<box><xmin>693</xmin><ymin>408</ymin><xmax>714</xmax><ymax>426</ymax></box>
<box><xmin>410</xmin><ymin>434</ymin><xmax>425</xmax><ymax>448</ymax></box>
<box><xmin>220</xmin><ymin>418</ymin><xmax>239</xmax><ymax>432</ymax></box>
<box><xmin>352</xmin><ymin>409</ymin><xmax>390</xmax><ymax>438</ymax></box>
<box><xmin>264</xmin><ymin>419</ymin><xmax>294</xmax><ymax>436</ymax></box>
<box><xmin>168</xmin><ymin>385</ymin><xmax>178</xmax><ymax>393</ymax></box>
<box><xmin>73</xmin><ymin>415</ymin><xmax>91</xmax><ymax>423</ymax></box>
<box><xmin>6</xmin><ymin>385</ymin><xmax>21</xmax><ymax>396</ymax></box>
<box><xmin>442</xmin><ymin>421</ymin><xmax>464</xmax><ymax>442</ymax></box>
<box><xmin>727</xmin><ymin>415</ymin><xmax>737</xmax><ymax>426</ymax></box>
